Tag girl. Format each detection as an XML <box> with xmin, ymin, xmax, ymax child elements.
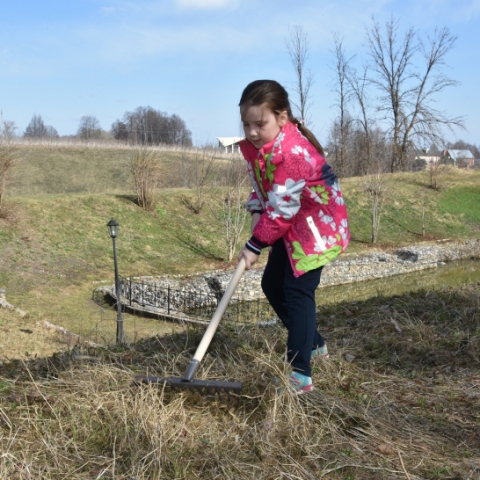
<box><xmin>237</xmin><ymin>80</ymin><xmax>350</xmax><ymax>394</ymax></box>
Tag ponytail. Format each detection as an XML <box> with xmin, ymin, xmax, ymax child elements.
<box><xmin>291</xmin><ymin>117</ymin><xmax>325</xmax><ymax>157</ymax></box>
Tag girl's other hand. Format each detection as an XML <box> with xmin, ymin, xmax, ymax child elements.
<box><xmin>238</xmin><ymin>247</ymin><xmax>259</xmax><ymax>270</ymax></box>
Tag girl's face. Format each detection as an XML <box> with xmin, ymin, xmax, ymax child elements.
<box><xmin>241</xmin><ymin>104</ymin><xmax>287</xmax><ymax>150</ymax></box>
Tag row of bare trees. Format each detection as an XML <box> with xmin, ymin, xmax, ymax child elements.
<box><xmin>1</xmin><ymin>114</ymin><xmax>95</xmax><ymax>140</ymax></box>
<box><xmin>1</xmin><ymin>108</ymin><xmax>192</xmax><ymax>146</ymax></box>
<box><xmin>285</xmin><ymin>19</ymin><xmax>465</xmax><ymax>178</ymax></box>
<box><xmin>328</xmin><ymin>18</ymin><xmax>464</xmax><ymax>176</ymax></box>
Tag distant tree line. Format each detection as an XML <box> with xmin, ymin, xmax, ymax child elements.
<box><xmin>0</xmin><ymin>107</ymin><xmax>192</xmax><ymax>147</ymax></box>
<box><xmin>111</xmin><ymin>106</ymin><xmax>192</xmax><ymax>147</ymax></box>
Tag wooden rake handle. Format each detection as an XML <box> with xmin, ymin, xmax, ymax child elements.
<box><xmin>192</xmin><ymin>257</ymin><xmax>246</xmax><ymax>364</ymax></box>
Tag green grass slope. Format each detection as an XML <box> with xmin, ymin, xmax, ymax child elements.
<box><xmin>0</xmin><ymin>164</ymin><xmax>478</xmax><ymax>352</ymax></box>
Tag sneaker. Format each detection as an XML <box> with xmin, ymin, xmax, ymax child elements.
<box><xmin>311</xmin><ymin>343</ymin><xmax>329</xmax><ymax>359</ymax></box>
<box><xmin>289</xmin><ymin>372</ymin><xmax>314</xmax><ymax>394</ymax></box>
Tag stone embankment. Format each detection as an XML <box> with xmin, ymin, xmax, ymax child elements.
<box><xmin>106</xmin><ymin>239</ymin><xmax>479</xmax><ymax>313</ymax></box>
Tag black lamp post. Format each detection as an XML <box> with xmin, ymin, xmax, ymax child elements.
<box><xmin>107</xmin><ymin>218</ymin><xmax>124</xmax><ymax>344</ymax></box>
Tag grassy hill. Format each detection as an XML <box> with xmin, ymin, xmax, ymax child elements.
<box><xmin>0</xmin><ymin>144</ymin><xmax>479</xmax><ymax>478</ymax></box>
<box><xmin>7</xmin><ymin>141</ymin><xmax>239</xmax><ymax>196</ymax></box>
<box><xmin>8</xmin><ymin>142</ymin><xmax>187</xmax><ymax>196</ymax></box>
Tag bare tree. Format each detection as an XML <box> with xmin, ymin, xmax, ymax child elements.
<box><xmin>130</xmin><ymin>148</ymin><xmax>163</xmax><ymax>211</ymax></box>
<box><xmin>45</xmin><ymin>125</ymin><xmax>59</xmax><ymax>138</ymax></box>
<box><xmin>111</xmin><ymin>120</ymin><xmax>129</xmax><ymax>142</ymax></box>
<box><xmin>363</xmin><ymin>169</ymin><xmax>389</xmax><ymax>244</ymax></box>
<box><xmin>77</xmin><ymin>115</ymin><xmax>103</xmax><ymax>140</ymax></box>
<box><xmin>0</xmin><ymin>144</ymin><xmax>21</xmax><ymax>211</ymax></box>
<box><xmin>1</xmin><ymin>120</ymin><xmax>18</xmax><ymax>139</ymax></box>
<box><xmin>428</xmin><ymin>159</ymin><xmax>441</xmax><ymax>190</ymax></box>
<box><xmin>24</xmin><ymin>114</ymin><xmax>48</xmax><ymax>137</ymax></box>
<box><xmin>347</xmin><ymin>64</ymin><xmax>377</xmax><ymax>174</ymax></box>
<box><xmin>211</xmin><ymin>159</ymin><xmax>249</xmax><ymax>261</ymax></box>
<box><xmin>285</xmin><ymin>25</ymin><xmax>315</xmax><ymax>125</ymax></box>
<box><xmin>181</xmin><ymin>147</ymin><xmax>216</xmax><ymax>214</ymax></box>
<box><xmin>329</xmin><ymin>34</ymin><xmax>354</xmax><ymax>177</ymax></box>
<box><xmin>329</xmin><ymin>35</ymin><xmax>385</xmax><ymax>176</ymax></box>
<box><xmin>419</xmin><ymin>186</ymin><xmax>430</xmax><ymax>237</ymax></box>
<box><xmin>366</xmin><ymin>17</ymin><xmax>464</xmax><ymax>172</ymax></box>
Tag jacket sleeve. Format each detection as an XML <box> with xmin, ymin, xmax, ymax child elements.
<box><xmin>244</xmin><ymin>190</ymin><xmax>263</xmax><ymax>214</ymax></box>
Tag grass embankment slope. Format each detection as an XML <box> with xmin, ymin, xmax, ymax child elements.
<box><xmin>0</xmin><ymin>144</ymin><xmax>479</xmax><ymax>479</ymax></box>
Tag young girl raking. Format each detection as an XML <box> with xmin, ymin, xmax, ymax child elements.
<box><xmin>237</xmin><ymin>80</ymin><xmax>350</xmax><ymax>394</ymax></box>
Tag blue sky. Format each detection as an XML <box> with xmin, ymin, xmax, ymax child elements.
<box><xmin>1</xmin><ymin>0</ymin><xmax>479</xmax><ymax>146</ymax></box>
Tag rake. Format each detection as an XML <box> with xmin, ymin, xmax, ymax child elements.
<box><xmin>134</xmin><ymin>258</ymin><xmax>245</xmax><ymax>396</ymax></box>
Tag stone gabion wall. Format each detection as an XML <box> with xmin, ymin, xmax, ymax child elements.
<box><xmin>112</xmin><ymin>239</ymin><xmax>480</xmax><ymax>307</ymax></box>
<box><xmin>122</xmin><ymin>278</ymin><xmax>219</xmax><ymax>310</ymax></box>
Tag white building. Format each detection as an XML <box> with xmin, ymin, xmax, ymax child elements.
<box><xmin>216</xmin><ymin>137</ymin><xmax>244</xmax><ymax>154</ymax></box>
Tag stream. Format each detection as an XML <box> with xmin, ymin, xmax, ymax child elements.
<box><xmin>315</xmin><ymin>258</ymin><xmax>480</xmax><ymax>306</ymax></box>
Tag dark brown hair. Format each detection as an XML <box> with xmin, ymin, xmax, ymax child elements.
<box><xmin>239</xmin><ymin>79</ymin><xmax>324</xmax><ymax>155</ymax></box>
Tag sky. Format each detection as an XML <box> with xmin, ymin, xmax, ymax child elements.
<box><xmin>1</xmin><ymin>0</ymin><xmax>479</xmax><ymax>147</ymax></box>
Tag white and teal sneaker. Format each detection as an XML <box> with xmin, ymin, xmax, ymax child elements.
<box><xmin>289</xmin><ymin>372</ymin><xmax>314</xmax><ymax>394</ymax></box>
<box><xmin>311</xmin><ymin>343</ymin><xmax>329</xmax><ymax>359</ymax></box>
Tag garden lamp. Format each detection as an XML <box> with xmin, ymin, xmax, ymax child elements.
<box><xmin>106</xmin><ymin>218</ymin><xmax>124</xmax><ymax>344</ymax></box>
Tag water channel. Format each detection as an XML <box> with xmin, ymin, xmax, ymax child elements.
<box><xmin>315</xmin><ymin>258</ymin><xmax>480</xmax><ymax>307</ymax></box>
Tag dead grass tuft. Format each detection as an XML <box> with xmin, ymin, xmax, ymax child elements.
<box><xmin>0</xmin><ymin>201</ymin><xmax>20</xmax><ymax>225</ymax></box>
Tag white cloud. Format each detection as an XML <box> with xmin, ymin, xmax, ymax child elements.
<box><xmin>175</xmin><ymin>0</ymin><xmax>237</xmax><ymax>9</ymax></box>
<box><xmin>101</xmin><ymin>7</ymin><xmax>117</xmax><ymax>14</ymax></box>
<box><xmin>78</xmin><ymin>23</ymin><xmax>259</xmax><ymax>62</ymax></box>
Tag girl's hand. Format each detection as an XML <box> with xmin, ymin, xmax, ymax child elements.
<box><xmin>238</xmin><ymin>247</ymin><xmax>259</xmax><ymax>270</ymax></box>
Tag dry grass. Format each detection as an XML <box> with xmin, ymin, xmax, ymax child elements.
<box><xmin>2</xmin><ymin>137</ymin><xmax>241</xmax><ymax>156</ymax></box>
<box><xmin>0</xmin><ymin>284</ymin><xmax>478</xmax><ymax>479</ymax></box>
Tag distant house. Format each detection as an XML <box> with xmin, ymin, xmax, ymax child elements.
<box><xmin>216</xmin><ymin>137</ymin><xmax>244</xmax><ymax>154</ymax></box>
<box><xmin>442</xmin><ymin>149</ymin><xmax>475</xmax><ymax>168</ymax></box>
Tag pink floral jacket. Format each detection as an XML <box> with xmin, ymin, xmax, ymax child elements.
<box><xmin>240</xmin><ymin>121</ymin><xmax>350</xmax><ymax>277</ymax></box>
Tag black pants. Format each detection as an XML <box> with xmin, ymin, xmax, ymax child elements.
<box><xmin>261</xmin><ymin>239</ymin><xmax>325</xmax><ymax>377</ymax></box>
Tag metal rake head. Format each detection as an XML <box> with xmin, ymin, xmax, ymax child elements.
<box><xmin>133</xmin><ymin>375</ymin><xmax>242</xmax><ymax>398</ymax></box>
